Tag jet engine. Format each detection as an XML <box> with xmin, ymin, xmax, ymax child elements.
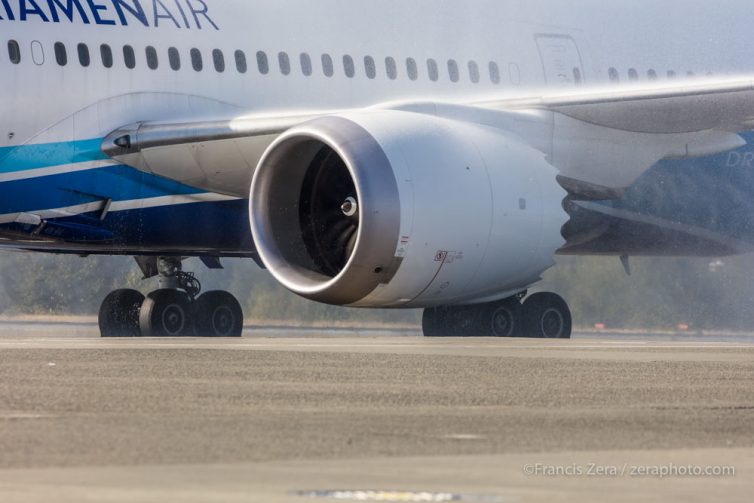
<box><xmin>249</xmin><ymin>110</ymin><xmax>567</xmax><ymax>308</ymax></box>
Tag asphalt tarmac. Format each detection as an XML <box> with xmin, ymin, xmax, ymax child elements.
<box><xmin>0</xmin><ymin>324</ymin><xmax>753</xmax><ymax>502</ymax></box>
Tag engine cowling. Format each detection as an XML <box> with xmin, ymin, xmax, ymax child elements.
<box><xmin>249</xmin><ymin>110</ymin><xmax>567</xmax><ymax>308</ymax></box>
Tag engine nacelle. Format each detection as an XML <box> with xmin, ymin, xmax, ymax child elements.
<box><xmin>249</xmin><ymin>110</ymin><xmax>567</xmax><ymax>308</ymax></box>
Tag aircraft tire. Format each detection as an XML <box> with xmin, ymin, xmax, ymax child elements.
<box><xmin>522</xmin><ymin>292</ymin><xmax>572</xmax><ymax>339</ymax></box>
<box><xmin>479</xmin><ymin>298</ymin><xmax>523</xmax><ymax>337</ymax></box>
<box><xmin>422</xmin><ymin>307</ymin><xmax>453</xmax><ymax>337</ymax></box>
<box><xmin>423</xmin><ymin>306</ymin><xmax>478</xmax><ymax>337</ymax></box>
<box><xmin>99</xmin><ymin>289</ymin><xmax>145</xmax><ymax>338</ymax></box>
<box><xmin>139</xmin><ymin>289</ymin><xmax>193</xmax><ymax>337</ymax></box>
<box><xmin>194</xmin><ymin>291</ymin><xmax>244</xmax><ymax>337</ymax></box>
<box><xmin>447</xmin><ymin>305</ymin><xmax>486</xmax><ymax>337</ymax></box>
<box><xmin>423</xmin><ymin>300</ymin><xmax>523</xmax><ymax>337</ymax></box>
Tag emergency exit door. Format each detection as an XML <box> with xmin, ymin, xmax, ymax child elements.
<box><xmin>535</xmin><ymin>34</ymin><xmax>585</xmax><ymax>87</ymax></box>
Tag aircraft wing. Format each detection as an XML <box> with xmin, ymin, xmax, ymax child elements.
<box><xmin>102</xmin><ymin>114</ymin><xmax>321</xmax><ymax>197</ymax></box>
<box><xmin>478</xmin><ymin>78</ymin><xmax>754</xmax><ymax>134</ymax></box>
<box><xmin>103</xmin><ymin>78</ymin><xmax>754</xmax><ymax>196</ymax></box>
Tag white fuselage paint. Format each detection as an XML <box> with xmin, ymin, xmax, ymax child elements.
<box><xmin>1</xmin><ymin>0</ymin><xmax>753</xmax><ymax>150</ymax></box>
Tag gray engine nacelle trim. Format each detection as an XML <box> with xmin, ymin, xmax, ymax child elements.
<box><xmin>249</xmin><ymin>116</ymin><xmax>402</xmax><ymax>306</ymax></box>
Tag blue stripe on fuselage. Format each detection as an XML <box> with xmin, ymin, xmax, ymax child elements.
<box><xmin>0</xmin><ymin>138</ymin><xmax>107</xmax><ymax>173</ymax></box>
<box><xmin>0</xmin><ymin>138</ymin><xmax>251</xmax><ymax>253</ymax></box>
<box><xmin>0</xmin><ymin>165</ymin><xmax>205</xmax><ymax>214</ymax></box>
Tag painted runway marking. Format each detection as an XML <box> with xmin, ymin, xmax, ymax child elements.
<box><xmin>443</xmin><ymin>434</ymin><xmax>487</xmax><ymax>441</ymax></box>
<box><xmin>294</xmin><ymin>490</ymin><xmax>508</xmax><ymax>503</ymax></box>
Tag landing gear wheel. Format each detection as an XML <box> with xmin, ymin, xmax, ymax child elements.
<box><xmin>98</xmin><ymin>289</ymin><xmax>145</xmax><ymax>338</ymax></box>
<box><xmin>423</xmin><ymin>299</ymin><xmax>523</xmax><ymax>337</ymax></box>
<box><xmin>522</xmin><ymin>293</ymin><xmax>572</xmax><ymax>339</ymax></box>
<box><xmin>423</xmin><ymin>307</ymin><xmax>476</xmax><ymax>337</ymax></box>
<box><xmin>449</xmin><ymin>306</ymin><xmax>483</xmax><ymax>337</ymax></box>
<box><xmin>481</xmin><ymin>298</ymin><xmax>522</xmax><ymax>337</ymax></box>
<box><xmin>194</xmin><ymin>291</ymin><xmax>244</xmax><ymax>337</ymax></box>
<box><xmin>422</xmin><ymin>307</ymin><xmax>449</xmax><ymax>337</ymax></box>
<box><xmin>139</xmin><ymin>289</ymin><xmax>193</xmax><ymax>337</ymax></box>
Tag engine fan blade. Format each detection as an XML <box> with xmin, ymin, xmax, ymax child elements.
<box><xmin>299</xmin><ymin>146</ymin><xmax>360</xmax><ymax>277</ymax></box>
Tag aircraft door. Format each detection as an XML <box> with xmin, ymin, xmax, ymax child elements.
<box><xmin>535</xmin><ymin>35</ymin><xmax>585</xmax><ymax>87</ymax></box>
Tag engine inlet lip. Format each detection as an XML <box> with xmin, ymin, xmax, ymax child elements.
<box><xmin>252</xmin><ymin>126</ymin><xmax>364</xmax><ymax>288</ymax></box>
<box><xmin>249</xmin><ymin>116</ymin><xmax>401</xmax><ymax>305</ymax></box>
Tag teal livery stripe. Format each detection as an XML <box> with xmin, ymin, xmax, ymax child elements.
<box><xmin>0</xmin><ymin>138</ymin><xmax>108</xmax><ymax>174</ymax></box>
<box><xmin>0</xmin><ymin>165</ymin><xmax>206</xmax><ymax>215</ymax></box>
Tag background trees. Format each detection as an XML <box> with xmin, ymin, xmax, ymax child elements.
<box><xmin>1</xmin><ymin>251</ymin><xmax>753</xmax><ymax>330</ymax></box>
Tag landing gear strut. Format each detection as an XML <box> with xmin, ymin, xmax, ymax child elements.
<box><xmin>422</xmin><ymin>292</ymin><xmax>572</xmax><ymax>339</ymax></box>
<box><xmin>98</xmin><ymin>257</ymin><xmax>244</xmax><ymax>338</ymax></box>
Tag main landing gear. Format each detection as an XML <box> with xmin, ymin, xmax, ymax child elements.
<box><xmin>422</xmin><ymin>292</ymin><xmax>572</xmax><ymax>338</ymax></box>
<box><xmin>98</xmin><ymin>257</ymin><xmax>244</xmax><ymax>338</ymax></box>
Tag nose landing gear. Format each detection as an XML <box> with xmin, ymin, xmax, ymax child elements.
<box><xmin>98</xmin><ymin>257</ymin><xmax>244</xmax><ymax>338</ymax></box>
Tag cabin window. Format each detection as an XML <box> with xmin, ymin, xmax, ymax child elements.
<box><xmin>608</xmin><ymin>67</ymin><xmax>620</xmax><ymax>82</ymax></box>
<box><xmin>7</xmin><ymin>40</ymin><xmax>21</xmax><ymax>64</ymax></box>
<box><xmin>55</xmin><ymin>42</ymin><xmax>68</xmax><ymax>66</ymax></box>
<box><xmin>168</xmin><ymin>47</ymin><xmax>181</xmax><ymax>71</ymax></box>
<box><xmin>190</xmin><ymin>48</ymin><xmax>203</xmax><ymax>71</ymax></box>
<box><xmin>468</xmin><ymin>61</ymin><xmax>480</xmax><ymax>83</ymax></box>
<box><xmin>509</xmin><ymin>62</ymin><xmax>521</xmax><ymax>85</ymax></box>
<box><xmin>300</xmin><ymin>53</ymin><xmax>312</xmax><ymax>76</ymax></box>
<box><xmin>406</xmin><ymin>58</ymin><xmax>418</xmax><ymax>81</ymax></box>
<box><xmin>31</xmin><ymin>40</ymin><xmax>44</xmax><ymax>65</ymax></box>
<box><xmin>573</xmin><ymin>67</ymin><xmax>583</xmax><ymax>85</ymax></box>
<box><xmin>77</xmin><ymin>43</ymin><xmax>90</xmax><ymax>67</ymax></box>
<box><xmin>278</xmin><ymin>52</ymin><xmax>291</xmax><ymax>75</ymax></box>
<box><xmin>364</xmin><ymin>56</ymin><xmax>376</xmax><ymax>79</ymax></box>
<box><xmin>489</xmin><ymin>62</ymin><xmax>501</xmax><ymax>84</ymax></box>
<box><xmin>628</xmin><ymin>68</ymin><xmax>639</xmax><ymax>81</ymax></box>
<box><xmin>343</xmin><ymin>55</ymin><xmax>355</xmax><ymax>78</ymax></box>
<box><xmin>123</xmin><ymin>45</ymin><xmax>135</xmax><ymax>69</ymax></box>
<box><xmin>145</xmin><ymin>46</ymin><xmax>158</xmax><ymax>70</ymax></box>
<box><xmin>100</xmin><ymin>44</ymin><xmax>113</xmax><ymax>68</ymax></box>
<box><xmin>322</xmin><ymin>54</ymin><xmax>334</xmax><ymax>77</ymax></box>
<box><xmin>212</xmin><ymin>49</ymin><xmax>225</xmax><ymax>72</ymax></box>
<box><xmin>256</xmin><ymin>51</ymin><xmax>269</xmax><ymax>74</ymax></box>
<box><xmin>427</xmin><ymin>59</ymin><xmax>439</xmax><ymax>81</ymax></box>
<box><xmin>385</xmin><ymin>57</ymin><xmax>397</xmax><ymax>80</ymax></box>
<box><xmin>235</xmin><ymin>50</ymin><xmax>247</xmax><ymax>73</ymax></box>
<box><xmin>648</xmin><ymin>69</ymin><xmax>658</xmax><ymax>80</ymax></box>
<box><xmin>448</xmin><ymin>59</ymin><xmax>460</xmax><ymax>82</ymax></box>
<box><xmin>667</xmin><ymin>70</ymin><xmax>677</xmax><ymax>79</ymax></box>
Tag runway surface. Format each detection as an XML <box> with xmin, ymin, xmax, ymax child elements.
<box><xmin>0</xmin><ymin>323</ymin><xmax>753</xmax><ymax>502</ymax></box>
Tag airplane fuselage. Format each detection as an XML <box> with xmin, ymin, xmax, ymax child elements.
<box><xmin>2</xmin><ymin>0</ymin><xmax>754</xmax><ymax>257</ymax></box>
